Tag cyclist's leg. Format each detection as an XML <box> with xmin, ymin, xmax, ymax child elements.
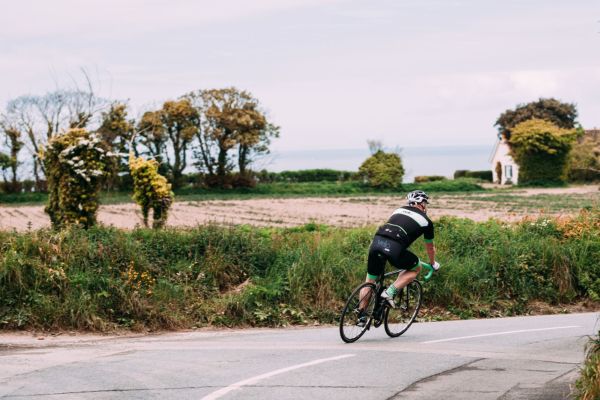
<box><xmin>366</xmin><ymin>237</ymin><xmax>388</xmax><ymax>282</ymax></box>
<box><xmin>359</xmin><ymin>237</ymin><xmax>388</xmax><ymax>310</ymax></box>
<box><xmin>388</xmin><ymin>250</ymin><xmax>420</xmax><ymax>291</ymax></box>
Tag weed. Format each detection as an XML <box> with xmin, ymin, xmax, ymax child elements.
<box><xmin>575</xmin><ymin>329</ymin><xmax>600</xmax><ymax>400</ymax></box>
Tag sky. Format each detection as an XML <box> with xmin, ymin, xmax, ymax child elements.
<box><xmin>1</xmin><ymin>0</ymin><xmax>599</xmax><ymax>152</ymax></box>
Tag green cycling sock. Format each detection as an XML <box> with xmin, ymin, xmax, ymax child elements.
<box><xmin>385</xmin><ymin>285</ymin><xmax>398</xmax><ymax>297</ymax></box>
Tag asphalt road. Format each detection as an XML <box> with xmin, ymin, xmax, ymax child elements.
<box><xmin>1</xmin><ymin>312</ymin><xmax>598</xmax><ymax>400</ymax></box>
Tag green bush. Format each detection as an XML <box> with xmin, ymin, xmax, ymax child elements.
<box><xmin>0</xmin><ymin>210</ymin><xmax>597</xmax><ymax>331</ymax></box>
<box><xmin>465</xmin><ymin>170</ymin><xmax>493</xmax><ymax>182</ymax></box>
<box><xmin>414</xmin><ymin>175</ymin><xmax>447</xmax><ymax>183</ymax></box>
<box><xmin>453</xmin><ymin>170</ymin><xmax>468</xmax><ymax>179</ymax></box>
<box><xmin>510</xmin><ymin>119</ymin><xmax>577</xmax><ymax>185</ymax></box>
<box><xmin>259</xmin><ymin>169</ymin><xmax>356</xmax><ymax>183</ymax></box>
<box><xmin>568</xmin><ymin>136</ymin><xmax>600</xmax><ymax>183</ymax></box>
<box><xmin>358</xmin><ymin>150</ymin><xmax>404</xmax><ymax>189</ymax></box>
<box><xmin>453</xmin><ymin>170</ymin><xmax>493</xmax><ymax>182</ymax></box>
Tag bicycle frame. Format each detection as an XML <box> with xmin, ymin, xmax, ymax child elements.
<box><xmin>367</xmin><ymin>265</ymin><xmax>432</xmax><ymax>330</ymax></box>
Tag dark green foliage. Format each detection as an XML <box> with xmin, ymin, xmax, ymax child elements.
<box><xmin>0</xmin><ymin>191</ymin><xmax>47</xmax><ymax>203</ymax></box>
<box><xmin>465</xmin><ymin>170</ymin><xmax>493</xmax><ymax>182</ymax></box>
<box><xmin>454</xmin><ymin>170</ymin><xmax>468</xmax><ymax>179</ymax></box>
<box><xmin>0</xmin><ymin>152</ymin><xmax>10</xmax><ymax>169</ymax></box>
<box><xmin>256</xmin><ymin>169</ymin><xmax>357</xmax><ymax>183</ymax></box>
<box><xmin>495</xmin><ymin>98</ymin><xmax>578</xmax><ymax>139</ymax></box>
<box><xmin>453</xmin><ymin>170</ymin><xmax>493</xmax><ymax>182</ymax></box>
<box><xmin>0</xmin><ymin>210</ymin><xmax>597</xmax><ymax>331</ymax></box>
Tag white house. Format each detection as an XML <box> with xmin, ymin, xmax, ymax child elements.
<box><xmin>490</xmin><ymin>137</ymin><xmax>519</xmax><ymax>184</ymax></box>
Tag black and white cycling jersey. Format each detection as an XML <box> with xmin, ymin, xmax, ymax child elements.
<box><xmin>375</xmin><ymin>206</ymin><xmax>434</xmax><ymax>246</ymax></box>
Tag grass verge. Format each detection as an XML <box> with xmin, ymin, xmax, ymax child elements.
<box><xmin>0</xmin><ymin>209</ymin><xmax>598</xmax><ymax>331</ymax></box>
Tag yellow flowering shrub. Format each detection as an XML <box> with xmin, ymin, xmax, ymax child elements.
<box><xmin>122</xmin><ymin>261</ymin><xmax>156</xmax><ymax>295</ymax></box>
<box><xmin>129</xmin><ymin>153</ymin><xmax>174</xmax><ymax>228</ymax></box>
<box><xmin>41</xmin><ymin>129</ymin><xmax>112</xmax><ymax>229</ymax></box>
<box><xmin>556</xmin><ymin>209</ymin><xmax>600</xmax><ymax>239</ymax></box>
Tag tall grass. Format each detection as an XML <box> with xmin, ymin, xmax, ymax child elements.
<box><xmin>575</xmin><ymin>330</ymin><xmax>600</xmax><ymax>400</ymax></box>
<box><xmin>0</xmin><ymin>210</ymin><xmax>597</xmax><ymax>331</ymax></box>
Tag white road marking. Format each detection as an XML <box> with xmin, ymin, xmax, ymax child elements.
<box><xmin>421</xmin><ymin>325</ymin><xmax>582</xmax><ymax>344</ymax></box>
<box><xmin>200</xmin><ymin>354</ymin><xmax>355</xmax><ymax>400</ymax></box>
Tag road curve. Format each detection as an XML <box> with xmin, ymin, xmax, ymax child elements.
<box><xmin>0</xmin><ymin>312</ymin><xmax>598</xmax><ymax>400</ymax></box>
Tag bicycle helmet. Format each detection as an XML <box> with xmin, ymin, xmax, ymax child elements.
<box><xmin>407</xmin><ymin>190</ymin><xmax>429</xmax><ymax>206</ymax></box>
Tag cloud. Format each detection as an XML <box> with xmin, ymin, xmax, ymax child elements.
<box><xmin>509</xmin><ymin>70</ymin><xmax>560</xmax><ymax>96</ymax></box>
<box><xmin>0</xmin><ymin>0</ymin><xmax>346</xmax><ymax>41</ymax></box>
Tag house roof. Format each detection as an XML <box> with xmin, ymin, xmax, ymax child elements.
<box><xmin>488</xmin><ymin>139</ymin><xmax>500</xmax><ymax>163</ymax></box>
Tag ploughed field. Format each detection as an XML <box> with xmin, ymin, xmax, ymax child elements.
<box><xmin>0</xmin><ymin>186</ymin><xmax>597</xmax><ymax>231</ymax></box>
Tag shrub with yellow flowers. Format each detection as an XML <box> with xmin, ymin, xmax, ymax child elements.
<box><xmin>129</xmin><ymin>153</ymin><xmax>174</xmax><ymax>228</ymax></box>
<box><xmin>41</xmin><ymin>129</ymin><xmax>112</xmax><ymax>229</ymax></box>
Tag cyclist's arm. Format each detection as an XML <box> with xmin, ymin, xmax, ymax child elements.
<box><xmin>424</xmin><ymin>240</ymin><xmax>436</xmax><ymax>265</ymax></box>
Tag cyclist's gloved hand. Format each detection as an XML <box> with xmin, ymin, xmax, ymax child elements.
<box><xmin>432</xmin><ymin>261</ymin><xmax>441</xmax><ymax>271</ymax></box>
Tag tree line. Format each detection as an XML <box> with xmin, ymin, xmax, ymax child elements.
<box><xmin>0</xmin><ymin>86</ymin><xmax>279</xmax><ymax>193</ymax></box>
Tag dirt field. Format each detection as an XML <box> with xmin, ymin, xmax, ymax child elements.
<box><xmin>0</xmin><ymin>186</ymin><xmax>597</xmax><ymax>231</ymax></box>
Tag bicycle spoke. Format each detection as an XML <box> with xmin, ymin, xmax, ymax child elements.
<box><xmin>339</xmin><ymin>283</ymin><xmax>376</xmax><ymax>343</ymax></box>
<box><xmin>384</xmin><ymin>280</ymin><xmax>422</xmax><ymax>337</ymax></box>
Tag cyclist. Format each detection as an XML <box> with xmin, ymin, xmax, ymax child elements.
<box><xmin>357</xmin><ymin>190</ymin><xmax>440</xmax><ymax>326</ymax></box>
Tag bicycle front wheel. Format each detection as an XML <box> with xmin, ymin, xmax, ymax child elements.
<box><xmin>384</xmin><ymin>280</ymin><xmax>422</xmax><ymax>338</ymax></box>
<box><xmin>339</xmin><ymin>282</ymin><xmax>377</xmax><ymax>343</ymax></box>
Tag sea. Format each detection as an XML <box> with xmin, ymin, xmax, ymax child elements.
<box><xmin>12</xmin><ymin>145</ymin><xmax>495</xmax><ymax>184</ymax></box>
<box><xmin>259</xmin><ymin>145</ymin><xmax>494</xmax><ymax>183</ymax></box>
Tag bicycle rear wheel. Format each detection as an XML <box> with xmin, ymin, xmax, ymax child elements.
<box><xmin>383</xmin><ymin>280</ymin><xmax>422</xmax><ymax>338</ymax></box>
<box><xmin>339</xmin><ymin>283</ymin><xmax>377</xmax><ymax>343</ymax></box>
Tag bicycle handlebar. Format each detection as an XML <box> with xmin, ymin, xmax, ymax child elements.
<box><xmin>420</xmin><ymin>262</ymin><xmax>435</xmax><ymax>281</ymax></box>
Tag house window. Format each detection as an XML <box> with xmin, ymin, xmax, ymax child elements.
<box><xmin>504</xmin><ymin>165</ymin><xmax>513</xmax><ymax>179</ymax></box>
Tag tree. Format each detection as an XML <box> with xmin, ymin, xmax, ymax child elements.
<box><xmin>129</xmin><ymin>154</ymin><xmax>174</xmax><ymax>229</ymax></box>
<box><xmin>567</xmin><ymin>133</ymin><xmax>600</xmax><ymax>182</ymax></box>
<box><xmin>0</xmin><ymin>152</ymin><xmax>11</xmax><ymax>189</ymax></box>
<box><xmin>358</xmin><ymin>150</ymin><xmax>404</xmax><ymax>188</ymax></box>
<box><xmin>509</xmin><ymin>119</ymin><xmax>577</xmax><ymax>185</ymax></box>
<box><xmin>96</xmin><ymin>102</ymin><xmax>135</xmax><ymax>190</ymax></box>
<box><xmin>367</xmin><ymin>140</ymin><xmax>384</xmax><ymax>155</ymax></box>
<box><xmin>495</xmin><ymin>98</ymin><xmax>578</xmax><ymax>140</ymax></box>
<box><xmin>137</xmin><ymin>110</ymin><xmax>168</xmax><ymax>175</ymax></box>
<box><xmin>42</xmin><ymin>129</ymin><xmax>113</xmax><ymax>229</ymax></box>
<box><xmin>161</xmin><ymin>99</ymin><xmax>199</xmax><ymax>188</ymax></box>
<box><xmin>137</xmin><ymin>100</ymin><xmax>199</xmax><ymax>189</ymax></box>
<box><xmin>4</xmin><ymin>87</ymin><xmax>106</xmax><ymax>187</ymax></box>
<box><xmin>0</xmin><ymin>121</ymin><xmax>24</xmax><ymax>192</ymax></box>
<box><xmin>237</xmin><ymin>113</ymin><xmax>279</xmax><ymax>177</ymax></box>
<box><xmin>186</xmin><ymin>88</ymin><xmax>278</xmax><ymax>187</ymax></box>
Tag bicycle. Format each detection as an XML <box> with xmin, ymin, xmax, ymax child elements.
<box><xmin>339</xmin><ymin>263</ymin><xmax>435</xmax><ymax>343</ymax></box>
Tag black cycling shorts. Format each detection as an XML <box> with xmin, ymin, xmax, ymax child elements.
<box><xmin>367</xmin><ymin>235</ymin><xmax>419</xmax><ymax>277</ymax></box>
